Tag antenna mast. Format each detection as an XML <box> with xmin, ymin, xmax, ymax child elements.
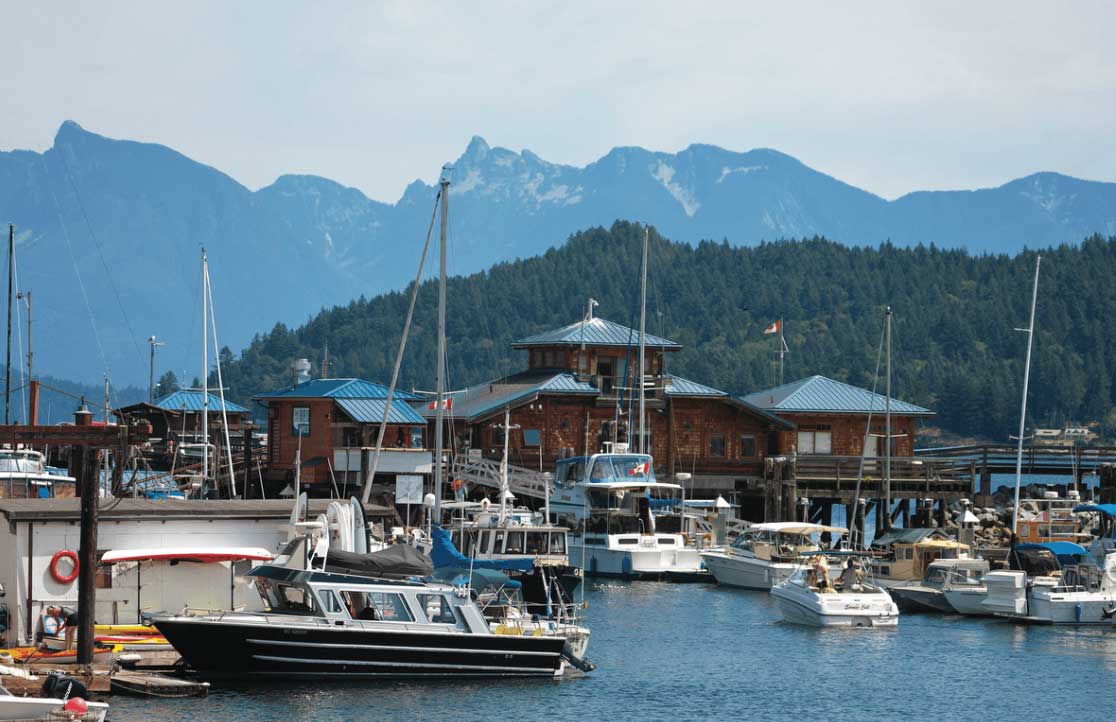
<box><xmin>433</xmin><ymin>170</ymin><xmax>450</xmax><ymax>522</ymax></box>
<box><xmin>1011</xmin><ymin>257</ymin><xmax>1042</xmax><ymax>535</ymax></box>
<box><xmin>638</xmin><ymin>226</ymin><xmax>648</xmax><ymax>454</ymax></box>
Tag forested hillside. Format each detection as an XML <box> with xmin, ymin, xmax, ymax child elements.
<box><xmin>217</xmin><ymin>222</ymin><xmax>1116</xmax><ymax>441</ymax></box>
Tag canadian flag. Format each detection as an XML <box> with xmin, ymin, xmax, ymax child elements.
<box><xmin>763</xmin><ymin>320</ymin><xmax>781</xmax><ymax>335</ymax></box>
<box><xmin>629</xmin><ymin>461</ymin><xmax>650</xmax><ymax>476</ymax></box>
<box><xmin>427</xmin><ymin>398</ymin><xmax>453</xmax><ymax>411</ymax></box>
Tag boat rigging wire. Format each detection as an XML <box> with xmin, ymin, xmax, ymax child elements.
<box><xmin>851</xmin><ymin>311</ymin><xmax>887</xmax><ymax>550</ymax></box>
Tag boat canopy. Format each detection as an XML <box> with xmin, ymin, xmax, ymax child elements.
<box><xmin>750</xmin><ymin>522</ymin><xmax>848</xmax><ymax>536</ymax></box>
<box><xmin>1073</xmin><ymin>503</ymin><xmax>1116</xmax><ymax>517</ymax></box>
<box><xmin>101</xmin><ymin>547</ymin><xmax>274</xmax><ymax>564</ymax></box>
<box><xmin>1016</xmin><ymin>541</ymin><xmax>1094</xmax><ymax>564</ymax></box>
<box><xmin>324</xmin><ymin>545</ymin><xmax>434</xmax><ymax>579</ymax></box>
<box><xmin>430</xmin><ymin>525</ymin><xmax>534</xmax><ymax>573</ymax></box>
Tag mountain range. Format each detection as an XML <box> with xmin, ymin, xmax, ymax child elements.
<box><xmin>1</xmin><ymin>121</ymin><xmax>1115</xmax><ymax>386</ymax></box>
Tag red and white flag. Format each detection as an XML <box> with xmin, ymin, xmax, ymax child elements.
<box><xmin>763</xmin><ymin>320</ymin><xmax>781</xmax><ymax>335</ymax></box>
<box><xmin>629</xmin><ymin>461</ymin><xmax>650</xmax><ymax>476</ymax></box>
<box><xmin>427</xmin><ymin>398</ymin><xmax>453</xmax><ymax>411</ymax></box>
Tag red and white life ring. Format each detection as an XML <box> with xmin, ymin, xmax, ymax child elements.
<box><xmin>50</xmin><ymin>550</ymin><xmax>80</xmax><ymax>584</ymax></box>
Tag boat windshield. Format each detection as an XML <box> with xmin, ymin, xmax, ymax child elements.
<box><xmin>255</xmin><ymin>579</ymin><xmax>321</xmax><ymax>616</ymax></box>
<box><xmin>587</xmin><ymin>456</ymin><xmax>655</xmax><ymax>484</ymax></box>
<box><xmin>0</xmin><ymin>450</ymin><xmax>43</xmax><ymax>474</ymax></box>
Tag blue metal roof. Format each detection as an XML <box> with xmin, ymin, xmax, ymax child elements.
<box><xmin>256</xmin><ymin>378</ymin><xmax>421</xmax><ymax>401</ymax></box>
<box><xmin>335</xmin><ymin>398</ymin><xmax>426</xmax><ymax>425</ymax></box>
<box><xmin>664</xmin><ymin>375</ymin><xmax>726</xmax><ymax>397</ymax></box>
<box><xmin>741</xmin><ymin>375</ymin><xmax>933</xmax><ymax>416</ymax></box>
<box><xmin>512</xmin><ymin>317</ymin><xmax>681</xmax><ymax>349</ymax></box>
<box><xmin>152</xmin><ymin>390</ymin><xmax>249</xmax><ymax>414</ymax></box>
<box><xmin>421</xmin><ymin>372</ymin><xmax>596</xmax><ymax>422</ymax></box>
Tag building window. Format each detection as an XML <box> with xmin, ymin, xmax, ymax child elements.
<box><xmin>292</xmin><ymin>406</ymin><xmax>311</xmax><ymax>436</ymax></box>
<box><xmin>410</xmin><ymin>427</ymin><xmax>424</xmax><ymax>449</ymax></box>
<box><xmin>95</xmin><ymin>553</ymin><xmax>112</xmax><ymax>589</ymax></box>
<box><xmin>798</xmin><ymin>429</ymin><xmax>832</xmax><ymax>455</ymax></box>
<box><xmin>492</xmin><ymin>426</ymin><xmax>506</xmax><ymax>446</ymax></box>
<box><xmin>709</xmin><ymin>434</ymin><xmax>725</xmax><ymax>457</ymax></box>
<box><xmin>523</xmin><ymin>429</ymin><xmax>541</xmax><ymax>447</ymax></box>
<box><xmin>739</xmin><ymin>434</ymin><xmax>757</xmax><ymax>458</ymax></box>
<box><xmin>342</xmin><ymin>427</ymin><xmax>360</xmax><ymax>447</ymax></box>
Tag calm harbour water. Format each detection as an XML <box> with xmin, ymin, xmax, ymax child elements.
<box><xmin>108</xmin><ymin>579</ymin><xmax>1116</xmax><ymax>722</ymax></box>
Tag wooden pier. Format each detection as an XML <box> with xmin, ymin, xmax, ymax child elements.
<box><xmin>915</xmin><ymin>443</ymin><xmax>1116</xmax><ymax>498</ymax></box>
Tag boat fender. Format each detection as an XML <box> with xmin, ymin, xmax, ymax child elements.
<box><xmin>49</xmin><ymin>550</ymin><xmax>79</xmax><ymax>585</ymax></box>
<box><xmin>41</xmin><ymin>671</ymin><xmax>88</xmax><ymax>701</ymax></box>
<box><xmin>560</xmin><ymin>640</ymin><xmax>596</xmax><ymax>673</ymax></box>
<box><xmin>1075</xmin><ymin>603</ymin><xmax>1084</xmax><ymax>623</ymax></box>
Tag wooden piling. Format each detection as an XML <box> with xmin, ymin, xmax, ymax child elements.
<box><xmin>76</xmin><ymin>445</ymin><xmax>99</xmax><ymax>665</ymax></box>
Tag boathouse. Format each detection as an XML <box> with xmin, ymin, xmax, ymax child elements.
<box><xmin>432</xmin><ymin>316</ymin><xmax>791</xmax><ymax>501</ymax></box>
<box><xmin>741</xmin><ymin>375</ymin><xmax>933</xmax><ymax>458</ymax></box>
<box><xmin>113</xmin><ymin>390</ymin><xmax>250</xmax><ymax>441</ymax></box>
<box><xmin>256</xmin><ymin>378</ymin><xmax>431</xmax><ymax>496</ymax></box>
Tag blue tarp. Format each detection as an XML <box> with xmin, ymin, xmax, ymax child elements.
<box><xmin>429</xmin><ymin>525</ymin><xmax>534</xmax><ymax>573</ymax></box>
<box><xmin>1073</xmin><ymin>503</ymin><xmax>1116</xmax><ymax>517</ymax></box>
<box><xmin>1016</xmin><ymin>541</ymin><xmax>1095</xmax><ymax>566</ymax></box>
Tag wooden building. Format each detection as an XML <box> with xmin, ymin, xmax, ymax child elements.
<box><xmin>113</xmin><ymin>390</ymin><xmax>250</xmax><ymax>441</ymax></box>
<box><xmin>256</xmin><ymin>378</ymin><xmax>431</xmax><ymax>497</ymax></box>
<box><xmin>433</xmin><ymin>316</ymin><xmax>791</xmax><ymax>500</ymax></box>
<box><xmin>741</xmin><ymin>375</ymin><xmax>933</xmax><ymax>458</ymax></box>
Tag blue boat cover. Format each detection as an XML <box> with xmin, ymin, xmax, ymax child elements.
<box><xmin>431</xmin><ymin>567</ymin><xmax>522</xmax><ymax>590</ymax></box>
<box><xmin>1015</xmin><ymin>541</ymin><xmax>1095</xmax><ymax>565</ymax></box>
<box><xmin>429</xmin><ymin>525</ymin><xmax>534</xmax><ymax>572</ymax></box>
<box><xmin>1073</xmin><ymin>503</ymin><xmax>1116</xmax><ymax>517</ymax></box>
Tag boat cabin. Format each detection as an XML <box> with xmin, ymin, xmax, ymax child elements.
<box><xmin>727</xmin><ymin>522</ymin><xmax>844</xmax><ymax>563</ymax></box>
<box><xmin>452</xmin><ymin>524</ymin><xmax>568</xmax><ymax>561</ymax></box>
<box><xmin>247</xmin><ymin>565</ymin><xmax>489</xmax><ymax>633</ymax></box>
<box><xmin>0</xmin><ymin>449</ymin><xmax>76</xmax><ymax>499</ymax></box>
<box><xmin>550</xmin><ymin>453</ymin><xmax>683</xmax><ymax>536</ymax></box>
<box><xmin>870</xmin><ymin>528</ymin><xmax>970</xmax><ymax>584</ymax></box>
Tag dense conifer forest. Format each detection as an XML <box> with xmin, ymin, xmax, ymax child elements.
<box><xmin>213</xmin><ymin>221</ymin><xmax>1116</xmax><ymax>442</ymax></box>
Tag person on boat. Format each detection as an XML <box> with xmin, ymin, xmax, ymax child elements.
<box><xmin>38</xmin><ymin>605</ymin><xmax>78</xmax><ymax>650</ymax></box>
<box><xmin>838</xmin><ymin>559</ymin><xmax>864</xmax><ymax>591</ymax></box>
<box><xmin>814</xmin><ymin>557</ymin><xmax>834</xmax><ymax>593</ymax></box>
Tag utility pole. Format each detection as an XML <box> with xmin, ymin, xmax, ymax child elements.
<box><xmin>4</xmin><ymin>224</ymin><xmax>12</xmax><ymax>424</ymax></box>
<box><xmin>148</xmin><ymin>335</ymin><xmax>166</xmax><ymax>403</ymax></box>
<box><xmin>17</xmin><ymin>290</ymin><xmax>31</xmax><ymax>420</ymax></box>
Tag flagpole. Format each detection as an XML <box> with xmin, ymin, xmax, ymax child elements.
<box><xmin>778</xmin><ymin>317</ymin><xmax>785</xmax><ymax>385</ymax></box>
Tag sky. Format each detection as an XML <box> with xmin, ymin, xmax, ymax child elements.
<box><xmin>2</xmin><ymin>1</ymin><xmax>1114</xmax><ymax>201</ymax></box>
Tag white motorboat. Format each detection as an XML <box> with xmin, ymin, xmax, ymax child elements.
<box><xmin>770</xmin><ymin>553</ymin><xmax>899</xmax><ymax>627</ymax></box>
<box><xmin>549</xmin><ymin>452</ymin><xmax>705</xmax><ymax>580</ymax></box>
<box><xmin>940</xmin><ymin>559</ymin><xmax>994</xmax><ymax>615</ymax></box>
<box><xmin>0</xmin><ymin>685</ymin><xmax>107</xmax><ymax>722</ymax></box>
<box><xmin>891</xmin><ymin>557</ymin><xmax>990</xmax><ymax>613</ymax></box>
<box><xmin>982</xmin><ymin>542</ymin><xmax>1116</xmax><ymax>624</ymax></box>
<box><xmin>700</xmin><ymin>522</ymin><xmax>846</xmax><ymax>590</ymax></box>
<box><xmin>0</xmin><ymin>448</ymin><xmax>76</xmax><ymax>499</ymax></box>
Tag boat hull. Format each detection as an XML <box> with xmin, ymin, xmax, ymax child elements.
<box><xmin>942</xmin><ymin>586</ymin><xmax>990</xmax><ymax>616</ymax></box>
<box><xmin>771</xmin><ymin>585</ymin><xmax>899</xmax><ymax>628</ymax></box>
<box><xmin>701</xmin><ymin>552</ymin><xmax>800</xmax><ymax>590</ymax></box>
<box><xmin>570</xmin><ymin>541</ymin><xmax>705</xmax><ymax>580</ymax></box>
<box><xmin>0</xmin><ymin>697</ymin><xmax>108</xmax><ymax>722</ymax></box>
<box><xmin>154</xmin><ymin>615</ymin><xmax>567</xmax><ymax>679</ymax></box>
<box><xmin>890</xmin><ymin>586</ymin><xmax>954</xmax><ymax>613</ymax></box>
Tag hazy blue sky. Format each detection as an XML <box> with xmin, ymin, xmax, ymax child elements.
<box><xmin>2</xmin><ymin>1</ymin><xmax>1113</xmax><ymax>200</ymax></box>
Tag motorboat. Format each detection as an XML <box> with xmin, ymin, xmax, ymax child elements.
<box><xmin>770</xmin><ymin>553</ymin><xmax>899</xmax><ymax>627</ymax></box>
<box><xmin>0</xmin><ymin>683</ymin><xmax>108</xmax><ymax>721</ymax></box>
<box><xmin>445</xmin><ymin>504</ymin><xmax>582</xmax><ymax>610</ymax></box>
<box><xmin>700</xmin><ymin>522</ymin><xmax>846</xmax><ymax>590</ymax></box>
<box><xmin>982</xmin><ymin>541</ymin><xmax>1116</xmax><ymax>624</ymax></box>
<box><xmin>153</xmin><ymin>562</ymin><xmax>587</xmax><ymax>679</ymax></box>
<box><xmin>548</xmin><ymin>452</ymin><xmax>706</xmax><ymax>580</ymax></box>
<box><xmin>0</xmin><ymin>448</ymin><xmax>77</xmax><ymax>499</ymax></box>
<box><xmin>869</xmin><ymin>527</ymin><xmax>971</xmax><ymax>588</ymax></box>
<box><xmin>940</xmin><ymin>559</ymin><xmax>995</xmax><ymax>615</ymax></box>
<box><xmin>890</xmin><ymin>558</ymin><xmax>990</xmax><ymax>613</ymax></box>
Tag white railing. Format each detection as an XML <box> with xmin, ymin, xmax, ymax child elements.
<box><xmin>451</xmin><ymin>456</ymin><xmax>550</xmax><ymax>499</ymax></box>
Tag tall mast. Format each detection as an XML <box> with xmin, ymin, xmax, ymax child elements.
<box><xmin>638</xmin><ymin>226</ymin><xmax>648</xmax><ymax>454</ymax></box>
<box><xmin>778</xmin><ymin>317</ymin><xmax>785</xmax><ymax>385</ymax></box>
<box><xmin>147</xmin><ymin>335</ymin><xmax>165</xmax><ymax>403</ymax></box>
<box><xmin>202</xmin><ymin>248</ymin><xmax>209</xmax><ymax>484</ymax></box>
<box><xmin>18</xmin><ymin>290</ymin><xmax>31</xmax><ymax>419</ymax></box>
<box><xmin>4</xmin><ymin>224</ymin><xmax>12</xmax><ymax>424</ymax></box>
<box><xmin>884</xmin><ymin>306</ymin><xmax>892</xmax><ymax>529</ymax></box>
<box><xmin>1012</xmin><ymin>257</ymin><xmax>1042</xmax><ymax>535</ymax></box>
<box><xmin>433</xmin><ymin>171</ymin><xmax>449</xmax><ymax>521</ymax></box>
<box><xmin>500</xmin><ymin>406</ymin><xmax>511</xmax><ymax>523</ymax></box>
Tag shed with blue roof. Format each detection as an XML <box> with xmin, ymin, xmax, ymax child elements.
<box><xmin>113</xmin><ymin>389</ymin><xmax>252</xmax><ymax>444</ymax></box>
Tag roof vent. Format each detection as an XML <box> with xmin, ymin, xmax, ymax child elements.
<box><xmin>291</xmin><ymin>358</ymin><xmax>312</xmax><ymax>385</ymax></box>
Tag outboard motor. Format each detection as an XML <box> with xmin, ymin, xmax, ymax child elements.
<box><xmin>560</xmin><ymin>640</ymin><xmax>596</xmax><ymax>673</ymax></box>
<box><xmin>41</xmin><ymin>671</ymin><xmax>88</xmax><ymax>701</ymax></box>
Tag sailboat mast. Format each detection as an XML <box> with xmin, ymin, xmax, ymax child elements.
<box><xmin>500</xmin><ymin>406</ymin><xmax>510</xmax><ymax>523</ymax></box>
<box><xmin>884</xmin><ymin>306</ymin><xmax>892</xmax><ymax>529</ymax></box>
<box><xmin>638</xmin><ymin>226</ymin><xmax>648</xmax><ymax>454</ymax></box>
<box><xmin>1012</xmin><ymin>256</ymin><xmax>1042</xmax><ymax>535</ymax></box>
<box><xmin>433</xmin><ymin>173</ymin><xmax>449</xmax><ymax>521</ymax></box>
<box><xmin>202</xmin><ymin>248</ymin><xmax>209</xmax><ymax>485</ymax></box>
<box><xmin>4</xmin><ymin>224</ymin><xmax>12</xmax><ymax>424</ymax></box>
